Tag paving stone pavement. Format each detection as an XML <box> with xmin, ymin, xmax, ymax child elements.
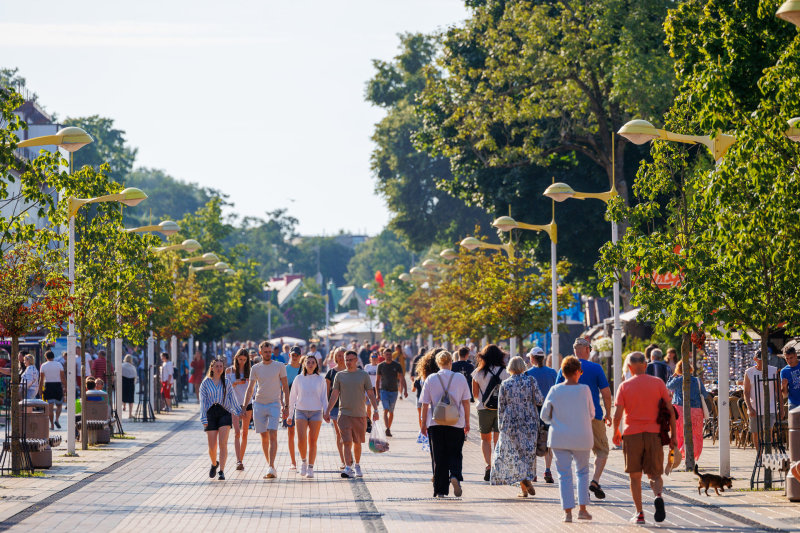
<box><xmin>0</xmin><ymin>396</ymin><xmax>796</xmax><ymax>532</ymax></box>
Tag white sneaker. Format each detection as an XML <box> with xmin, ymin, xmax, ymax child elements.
<box><xmin>300</xmin><ymin>462</ymin><xmax>308</xmax><ymax>476</ymax></box>
<box><xmin>354</xmin><ymin>464</ymin><xmax>363</xmax><ymax>477</ymax></box>
<box><xmin>341</xmin><ymin>466</ymin><xmax>354</xmax><ymax>479</ymax></box>
<box><xmin>289</xmin><ymin>464</ymin><xmax>296</xmax><ymax>471</ymax></box>
<box><xmin>264</xmin><ymin>466</ymin><xmax>277</xmax><ymax>479</ymax></box>
<box><xmin>306</xmin><ymin>465</ymin><xmax>314</xmax><ymax>478</ymax></box>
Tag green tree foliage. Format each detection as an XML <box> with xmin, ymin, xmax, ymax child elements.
<box><xmin>345</xmin><ymin>229</ymin><xmax>413</xmax><ymax>286</ymax></box>
<box><xmin>413</xmin><ymin>0</ymin><xmax>675</xmax><ymax>284</ymax></box>
<box><xmin>64</xmin><ymin>116</ymin><xmax>137</xmax><ymax>182</ymax></box>
<box><xmin>599</xmin><ymin>0</ymin><xmax>800</xmax><ymax>473</ymax></box>
<box><xmin>123</xmin><ymin>167</ymin><xmax>217</xmax><ymax>228</ymax></box>
<box><xmin>224</xmin><ymin>209</ymin><xmax>298</xmax><ymax>280</ymax></box>
<box><xmin>366</xmin><ymin>33</ymin><xmax>493</xmax><ymax>251</ymax></box>
<box><xmin>288</xmin><ymin>236</ymin><xmax>354</xmax><ymax>286</ymax></box>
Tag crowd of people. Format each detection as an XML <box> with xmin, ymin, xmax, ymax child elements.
<box><xmin>3</xmin><ymin>332</ymin><xmax>799</xmax><ymax>526</ymax></box>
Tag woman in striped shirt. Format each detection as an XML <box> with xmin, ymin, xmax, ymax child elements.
<box><xmin>199</xmin><ymin>357</ymin><xmax>241</xmax><ymax>480</ymax></box>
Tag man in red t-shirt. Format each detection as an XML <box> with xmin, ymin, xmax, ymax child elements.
<box><xmin>91</xmin><ymin>350</ymin><xmax>114</xmax><ymax>390</ymax></box>
<box><xmin>613</xmin><ymin>351</ymin><xmax>676</xmax><ymax>525</ymax></box>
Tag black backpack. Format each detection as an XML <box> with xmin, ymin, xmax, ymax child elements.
<box><xmin>481</xmin><ymin>367</ymin><xmax>502</xmax><ymax>410</ymax></box>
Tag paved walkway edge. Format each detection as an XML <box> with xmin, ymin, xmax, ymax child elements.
<box><xmin>0</xmin><ymin>414</ymin><xmax>198</xmax><ymax>532</ymax></box>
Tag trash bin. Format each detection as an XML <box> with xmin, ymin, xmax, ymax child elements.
<box><xmin>788</xmin><ymin>406</ymin><xmax>800</xmax><ymax>502</ymax></box>
<box><xmin>83</xmin><ymin>390</ymin><xmax>111</xmax><ymax>444</ymax></box>
<box><xmin>19</xmin><ymin>399</ymin><xmax>53</xmax><ymax>469</ymax></box>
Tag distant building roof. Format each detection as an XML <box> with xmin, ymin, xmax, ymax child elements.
<box><xmin>264</xmin><ymin>275</ymin><xmax>305</xmax><ymax>307</ymax></box>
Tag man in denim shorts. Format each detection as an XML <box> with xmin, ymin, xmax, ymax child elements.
<box><xmin>242</xmin><ymin>341</ymin><xmax>289</xmax><ymax>479</ymax></box>
<box><xmin>375</xmin><ymin>348</ymin><xmax>406</xmax><ymax>437</ymax></box>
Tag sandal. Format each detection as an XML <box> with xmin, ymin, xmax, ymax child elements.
<box><xmin>517</xmin><ymin>481</ymin><xmax>528</xmax><ymax>498</ymax></box>
<box><xmin>522</xmin><ymin>479</ymin><xmax>535</xmax><ymax>496</ymax></box>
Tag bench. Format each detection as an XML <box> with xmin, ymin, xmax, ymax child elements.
<box><xmin>762</xmin><ymin>452</ymin><xmax>790</xmax><ymax>472</ymax></box>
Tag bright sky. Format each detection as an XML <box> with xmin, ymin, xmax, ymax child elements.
<box><xmin>0</xmin><ymin>0</ymin><xmax>468</xmax><ymax>235</ymax></box>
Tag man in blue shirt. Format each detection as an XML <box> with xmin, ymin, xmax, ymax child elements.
<box><xmin>781</xmin><ymin>346</ymin><xmax>800</xmax><ymax>411</ymax></box>
<box><xmin>556</xmin><ymin>337</ymin><xmax>612</xmax><ymax>499</ymax></box>
<box><xmin>526</xmin><ymin>345</ymin><xmax>557</xmax><ymax>483</ymax></box>
<box><xmin>646</xmin><ymin>349</ymin><xmax>671</xmax><ymax>383</ymax></box>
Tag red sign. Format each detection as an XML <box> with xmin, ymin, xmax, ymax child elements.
<box><xmin>631</xmin><ymin>246</ymin><xmax>682</xmax><ymax>290</ymax></box>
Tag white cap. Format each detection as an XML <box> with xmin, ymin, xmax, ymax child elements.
<box><xmin>528</xmin><ymin>346</ymin><xmax>545</xmax><ymax>357</ymax></box>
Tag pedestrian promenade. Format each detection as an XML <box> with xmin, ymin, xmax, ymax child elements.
<box><xmin>1</xmin><ymin>397</ymin><xmax>797</xmax><ymax>532</ymax></box>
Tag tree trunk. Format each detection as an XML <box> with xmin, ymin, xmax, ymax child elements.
<box><xmin>682</xmin><ymin>334</ymin><xmax>695</xmax><ymax>470</ymax></box>
<box><xmin>80</xmin><ymin>331</ymin><xmax>88</xmax><ymax>451</ymax></box>
<box><xmin>762</xmin><ymin>326</ymin><xmax>772</xmax><ymax>488</ymax></box>
<box><xmin>10</xmin><ymin>336</ymin><xmax>21</xmax><ymax>474</ymax></box>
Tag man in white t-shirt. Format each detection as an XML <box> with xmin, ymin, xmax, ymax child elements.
<box><xmin>40</xmin><ymin>350</ymin><xmax>66</xmax><ymax>429</ymax></box>
<box><xmin>744</xmin><ymin>352</ymin><xmax>779</xmax><ymax>446</ymax></box>
<box><xmin>242</xmin><ymin>340</ymin><xmax>290</xmax><ymax>479</ymax></box>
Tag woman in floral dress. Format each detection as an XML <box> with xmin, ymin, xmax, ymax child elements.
<box><xmin>491</xmin><ymin>356</ymin><xmax>544</xmax><ymax>497</ymax></box>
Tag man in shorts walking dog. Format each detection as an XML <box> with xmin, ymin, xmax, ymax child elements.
<box><xmin>324</xmin><ymin>350</ymin><xmax>379</xmax><ymax>479</ymax></box>
<box><xmin>242</xmin><ymin>340</ymin><xmax>290</xmax><ymax>479</ymax></box>
<box><xmin>613</xmin><ymin>351</ymin><xmax>676</xmax><ymax>525</ymax></box>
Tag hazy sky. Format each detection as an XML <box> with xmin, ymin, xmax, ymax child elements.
<box><xmin>0</xmin><ymin>1</ymin><xmax>468</xmax><ymax>235</ymax></box>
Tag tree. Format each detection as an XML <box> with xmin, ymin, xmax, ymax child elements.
<box><xmin>345</xmin><ymin>229</ymin><xmax>413</xmax><ymax>286</ymax></box>
<box><xmin>367</xmin><ymin>33</ymin><xmax>493</xmax><ymax>251</ymax></box>
<box><xmin>412</xmin><ymin>0</ymin><xmax>676</xmax><ymax>285</ymax></box>
<box><xmin>63</xmin><ymin>116</ymin><xmax>137</xmax><ymax>183</ymax></box>
<box><xmin>289</xmin><ymin>236</ymin><xmax>354</xmax><ymax>286</ymax></box>
<box><xmin>0</xmin><ymin>241</ymin><xmax>70</xmax><ymax>473</ymax></box>
<box><xmin>598</xmin><ymin>0</ymin><xmax>800</xmax><ymax>475</ymax></box>
<box><xmin>123</xmin><ymin>167</ymin><xmax>219</xmax><ymax>229</ymax></box>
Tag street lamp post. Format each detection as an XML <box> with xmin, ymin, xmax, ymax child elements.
<box><xmin>149</xmin><ymin>239</ymin><xmax>202</xmax><ymax>420</ymax></box>
<box><xmin>122</xmin><ymin>221</ymin><xmax>180</xmax><ymax>416</ymax></box>
<box><xmin>68</xmin><ymin>187</ymin><xmax>148</xmax><ymax>449</ymax></box>
<box><xmin>17</xmin><ymin>127</ymin><xmax>94</xmax><ymax>455</ymax></box>
<box><xmin>543</xmin><ymin>180</ymin><xmax>620</xmax><ymax>395</ymax></box>
<box><xmin>492</xmin><ymin>201</ymin><xmax>560</xmax><ymax>368</ymax></box>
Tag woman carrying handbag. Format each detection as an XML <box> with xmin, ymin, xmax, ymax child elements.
<box><xmin>420</xmin><ymin>351</ymin><xmax>471</xmax><ymax>498</ymax></box>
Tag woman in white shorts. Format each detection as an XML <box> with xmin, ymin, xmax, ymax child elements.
<box><xmin>227</xmin><ymin>348</ymin><xmax>252</xmax><ymax>471</ymax></box>
<box><xmin>288</xmin><ymin>355</ymin><xmax>328</xmax><ymax>478</ymax></box>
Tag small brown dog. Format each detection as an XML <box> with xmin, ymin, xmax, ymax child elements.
<box><xmin>693</xmin><ymin>464</ymin><xmax>733</xmax><ymax>496</ymax></box>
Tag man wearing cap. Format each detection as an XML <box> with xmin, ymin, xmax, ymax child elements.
<box><xmin>556</xmin><ymin>337</ymin><xmax>612</xmax><ymax>499</ymax></box>
<box><xmin>526</xmin><ymin>345</ymin><xmax>557</xmax><ymax>483</ymax></box>
<box><xmin>781</xmin><ymin>346</ymin><xmax>800</xmax><ymax>411</ymax></box>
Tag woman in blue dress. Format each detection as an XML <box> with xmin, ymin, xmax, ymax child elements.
<box><xmin>491</xmin><ymin>356</ymin><xmax>544</xmax><ymax>497</ymax></box>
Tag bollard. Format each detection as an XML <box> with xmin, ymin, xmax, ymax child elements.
<box><xmin>789</xmin><ymin>406</ymin><xmax>800</xmax><ymax>502</ymax></box>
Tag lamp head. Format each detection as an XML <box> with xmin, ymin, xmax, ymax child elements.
<box><xmin>459</xmin><ymin>237</ymin><xmax>481</xmax><ymax>251</ymax></box>
<box><xmin>182</xmin><ymin>239</ymin><xmax>202</xmax><ymax>253</ymax></box>
<box><xmin>409</xmin><ymin>266</ymin><xmax>424</xmax><ymax>275</ymax></box>
<box><xmin>225</xmin><ymin>269</ymin><xmax>236</xmax><ymax>275</ymax></box>
<box><xmin>422</xmin><ymin>259</ymin><xmax>440</xmax><ymax>270</ymax></box>
<box><xmin>492</xmin><ymin>216</ymin><xmax>519</xmax><ymax>232</ymax></box>
<box><xmin>214</xmin><ymin>262</ymin><xmax>229</xmax><ymax>271</ymax></box>
<box><xmin>118</xmin><ymin>187</ymin><xmax>147</xmax><ymax>207</ymax></box>
<box><xmin>543</xmin><ymin>182</ymin><xmax>577</xmax><ymax>202</ymax></box>
<box><xmin>777</xmin><ymin>0</ymin><xmax>800</xmax><ymax>26</ymax></box>
<box><xmin>398</xmin><ymin>273</ymin><xmax>411</xmax><ymax>282</ymax></box>
<box><xmin>202</xmin><ymin>252</ymin><xmax>219</xmax><ymax>264</ymax></box>
<box><xmin>362</xmin><ymin>283</ymin><xmax>371</xmax><ymax>289</ymax></box>
<box><xmin>787</xmin><ymin>117</ymin><xmax>800</xmax><ymax>142</ymax></box>
<box><xmin>618</xmin><ymin>119</ymin><xmax>660</xmax><ymax>145</ymax></box>
<box><xmin>303</xmin><ymin>291</ymin><xmax>315</xmax><ymax>298</ymax></box>
<box><xmin>440</xmin><ymin>248</ymin><xmax>457</xmax><ymax>260</ymax></box>
<box><xmin>17</xmin><ymin>126</ymin><xmax>94</xmax><ymax>152</ymax></box>
<box><xmin>158</xmin><ymin>220</ymin><xmax>180</xmax><ymax>235</ymax></box>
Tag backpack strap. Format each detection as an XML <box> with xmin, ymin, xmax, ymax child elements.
<box><xmin>481</xmin><ymin>367</ymin><xmax>500</xmax><ymax>404</ymax></box>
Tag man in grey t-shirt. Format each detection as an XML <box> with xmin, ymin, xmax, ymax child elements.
<box><xmin>242</xmin><ymin>341</ymin><xmax>289</xmax><ymax>479</ymax></box>
<box><xmin>324</xmin><ymin>350</ymin><xmax>378</xmax><ymax>479</ymax></box>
